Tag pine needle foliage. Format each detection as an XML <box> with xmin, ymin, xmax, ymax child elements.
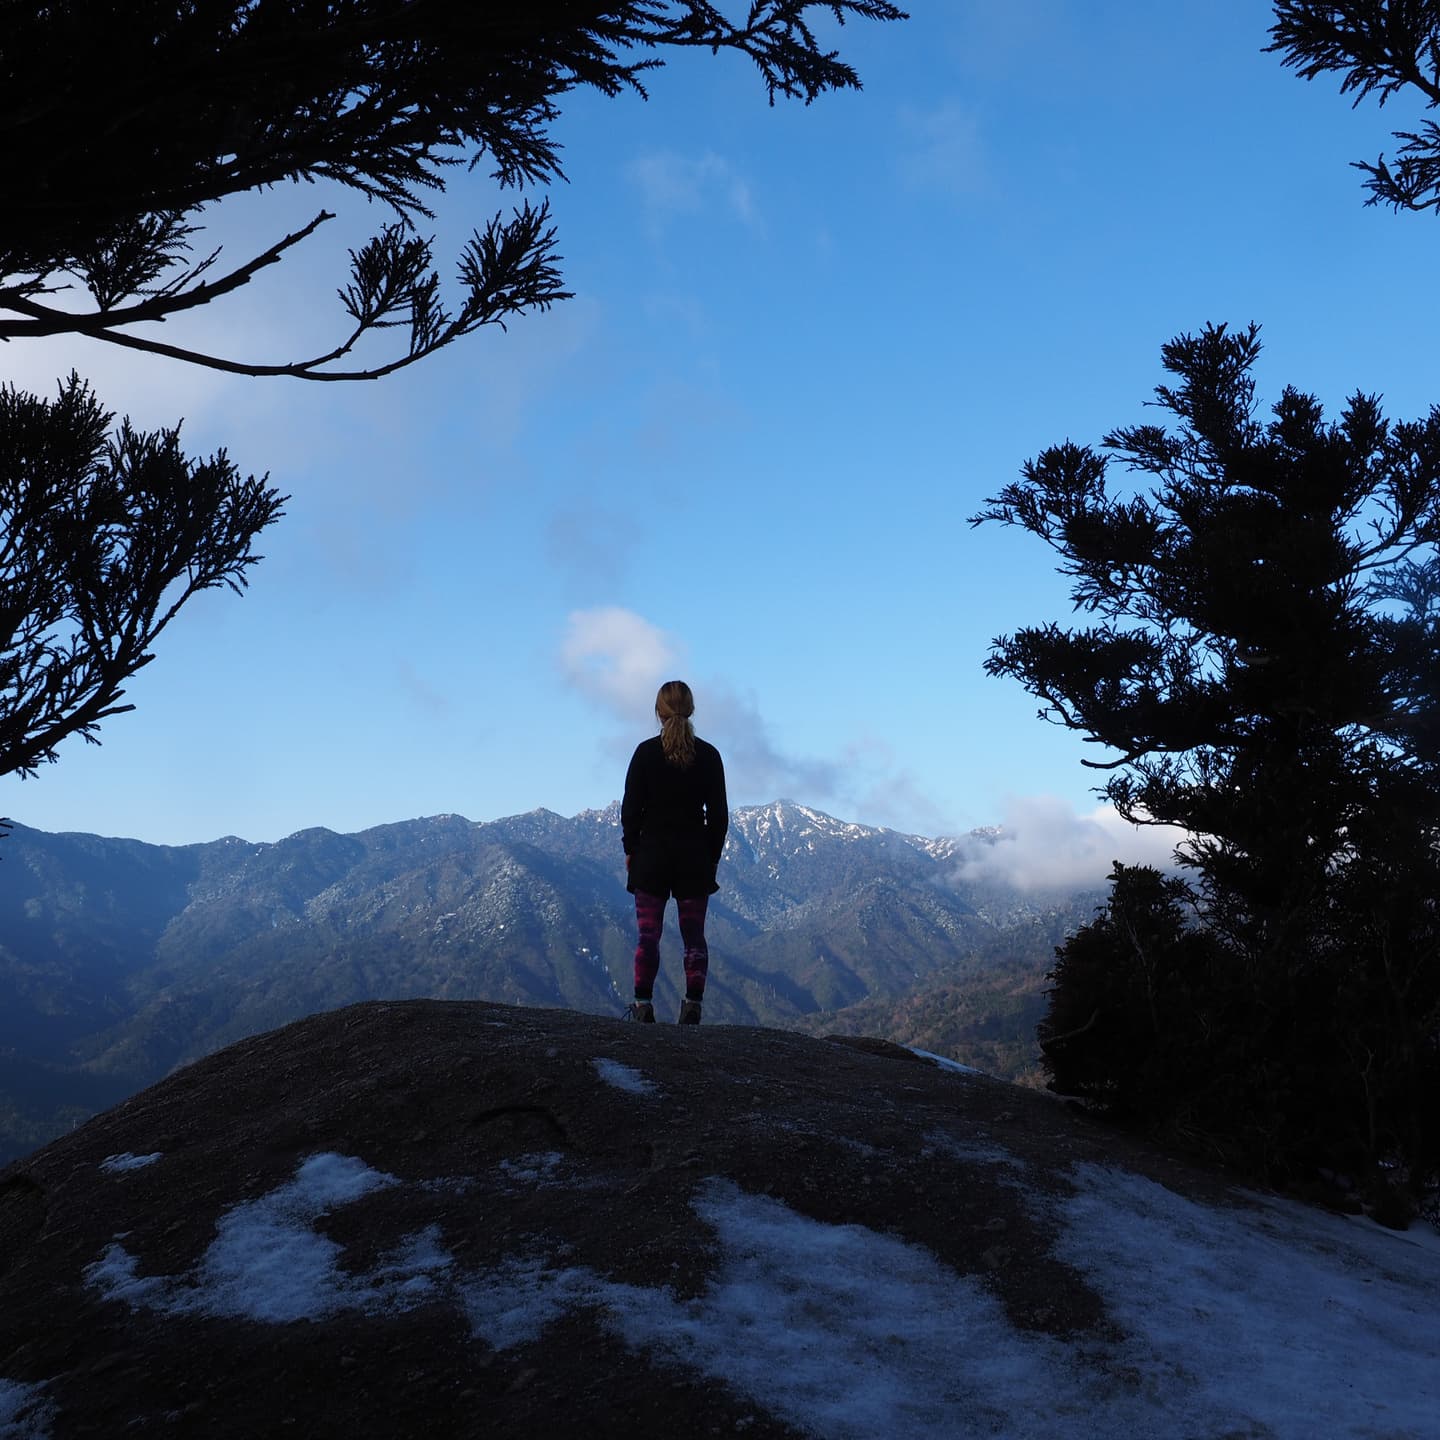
<box><xmin>973</xmin><ymin>325</ymin><xmax>1440</xmax><ymax>1208</ymax></box>
<box><xmin>0</xmin><ymin>377</ymin><xmax>285</xmax><ymax>781</ymax></box>
<box><xmin>1269</xmin><ymin>0</ymin><xmax>1440</xmax><ymax>218</ymax></box>
<box><xmin>0</xmin><ymin>1</ymin><xmax>906</xmax><ymax>380</ymax></box>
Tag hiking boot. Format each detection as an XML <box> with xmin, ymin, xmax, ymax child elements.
<box><xmin>626</xmin><ymin>1001</ymin><xmax>655</xmax><ymax>1023</ymax></box>
<box><xmin>677</xmin><ymin>999</ymin><xmax>702</xmax><ymax>1026</ymax></box>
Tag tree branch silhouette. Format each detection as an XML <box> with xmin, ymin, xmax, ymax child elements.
<box><xmin>1</xmin><ymin>2</ymin><xmax>907</xmax><ymax>380</ymax></box>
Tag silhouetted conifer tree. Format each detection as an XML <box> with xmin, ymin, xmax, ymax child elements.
<box><xmin>973</xmin><ymin>324</ymin><xmax>1440</xmax><ymax>1210</ymax></box>
<box><xmin>1270</xmin><ymin>1</ymin><xmax>1440</xmax><ymax>221</ymax></box>
<box><xmin>0</xmin><ymin>378</ymin><xmax>284</xmax><ymax>782</ymax></box>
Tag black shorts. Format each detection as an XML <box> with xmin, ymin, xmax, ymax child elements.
<box><xmin>626</xmin><ymin>840</ymin><xmax>717</xmax><ymax>901</ymax></box>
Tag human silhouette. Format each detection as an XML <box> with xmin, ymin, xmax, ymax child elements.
<box><xmin>621</xmin><ymin>680</ymin><xmax>728</xmax><ymax>1024</ymax></box>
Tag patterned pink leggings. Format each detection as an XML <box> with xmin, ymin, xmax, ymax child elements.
<box><xmin>633</xmin><ymin>890</ymin><xmax>709</xmax><ymax>1002</ymax></box>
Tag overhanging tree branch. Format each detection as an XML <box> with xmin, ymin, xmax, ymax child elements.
<box><xmin>0</xmin><ymin>205</ymin><xmax>572</xmax><ymax>382</ymax></box>
<box><xmin>0</xmin><ymin>377</ymin><xmax>286</xmax><ymax>779</ymax></box>
<box><xmin>1</xmin><ymin>2</ymin><xmax>906</xmax><ymax>381</ymax></box>
<box><xmin>0</xmin><ymin>213</ymin><xmax>336</xmax><ymax>340</ymax></box>
<box><xmin>1270</xmin><ymin>2</ymin><xmax>1440</xmax><ymax>216</ymax></box>
<box><xmin>0</xmin><ymin>2</ymin><xmax>903</xmax><ymax>778</ymax></box>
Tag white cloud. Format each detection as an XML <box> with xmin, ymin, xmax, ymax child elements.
<box><xmin>0</xmin><ymin>332</ymin><xmax>244</xmax><ymax>440</ymax></box>
<box><xmin>898</xmin><ymin>99</ymin><xmax>986</xmax><ymax>198</ymax></box>
<box><xmin>559</xmin><ymin>607</ymin><xmax>683</xmax><ymax>721</ymax></box>
<box><xmin>626</xmin><ymin>150</ymin><xmax>760</xmax><ymax>229</ymax></box>
<box><xmin>556</xmin><ymin>608</ymin><xmax>841</xmax><ymax>805</ymax></box>
<box><xmin>950</xmin><ymin>794</ymin><xmax>1185</xmax><ymax>892</ymax></box>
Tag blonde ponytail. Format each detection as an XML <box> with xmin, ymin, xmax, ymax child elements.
<box><xmin>656</xmin><ymin>679</ymin><xmax>696</xmax><ymax>768</ymax></box>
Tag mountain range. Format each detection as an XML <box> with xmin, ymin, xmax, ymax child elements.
<box><xmin>0</xmin><ymin>800</ymin><xmax>1103</xmax><ymax>1164</ymax></box>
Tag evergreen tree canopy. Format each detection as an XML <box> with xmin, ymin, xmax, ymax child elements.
<box><xmin>1270</xmin><ymin>0</ymin><xmax>1440</xmax><ymax>219</ymax></box>
<box><xmin>973</xmin><ymin>323</ymin><xmax>1439</xmax><ymax>931</ymax></box>
<box><xmin>0</xmin><ymin>0</ymin><xmax>906</xmax><ymax>380</ymax></box>
<box><xmin>974</xmin><ymin>325</ymin><xmax>1440</xmax><ymax>1201</ymax></box>
<box><xmin>0</xmin><ymin>377</ymin><xmax>284</xmax><ymax>781</ymax></box>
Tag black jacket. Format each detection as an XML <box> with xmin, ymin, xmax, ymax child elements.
<box><xmin>621</xmin><ymin>736</ymin><xmax>728</xmax><ymax>898</ymax></box>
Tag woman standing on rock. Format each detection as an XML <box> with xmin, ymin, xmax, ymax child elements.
<box><xmin>622</xmin><ymin>680</ymin><xmax>728</xmax><ymax>1024</ymax></box>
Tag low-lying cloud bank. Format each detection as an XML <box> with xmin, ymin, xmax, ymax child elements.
<box><xmin>949</xmin><ymin>794</ymin><xmax>1187</xmax><ymax>893</ymax></box>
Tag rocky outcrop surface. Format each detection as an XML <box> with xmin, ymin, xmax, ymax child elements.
<box><xmin>1</xmin><ymin>1001</ymin><xmax>1433</xmax><ymax>1438</ymax></box>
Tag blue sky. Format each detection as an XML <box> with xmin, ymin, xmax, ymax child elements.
<box><xmin>4</xmin><ymin>2</ymin><xmax>1438</xmax><ymax>850</ymax></box>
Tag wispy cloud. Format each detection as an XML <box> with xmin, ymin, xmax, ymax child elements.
<box><xmin>557</xmin><ymin>607</ymin><xmax>840</xmax><ymax>804</ymax></box>
<box><xmin>950</xmin><ymin>795</ymin><xmax>1186</xmax><ymax>893</ymax></box>
<box><xmin>851</xmin><ymin>773</ymin><xmax>956</xmax><ymax>839</ymax></box>
<box><xmin>949</xmin><ymin>0</ymin><xmax>1073</xmax><ymax>82</ymax></box>
<box><xmin>700</xmin><ymin>684</ymin><xmax>841</xmax><ymax>805</ymax></box>
<box><xmin>545</xmin><ymin>504</ymin><xmax>641</xmax><ymax>596</ymax></box>
<box><xmin>898</xmin><ymin>99</ymin><xmax>986</xmax><ymax>198</ymax></box>
<box><xmin>626</xmin><ymin>150</ymin><xmax>761</xmax><ymax>230</ymax></box>
<box><xmin>837</xmin><ymin>736</ymin><xmax>957</xmax><ymax>837</ymax></box>
<box><xmin>395</xmin><ymin>659</ymin><xmax>452</xmax><ymax>719</ymax></box>
<box><xmin>1</xmin><ymin>336</ymin><xmax>239</xmax><ymax>440</ymax></box>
